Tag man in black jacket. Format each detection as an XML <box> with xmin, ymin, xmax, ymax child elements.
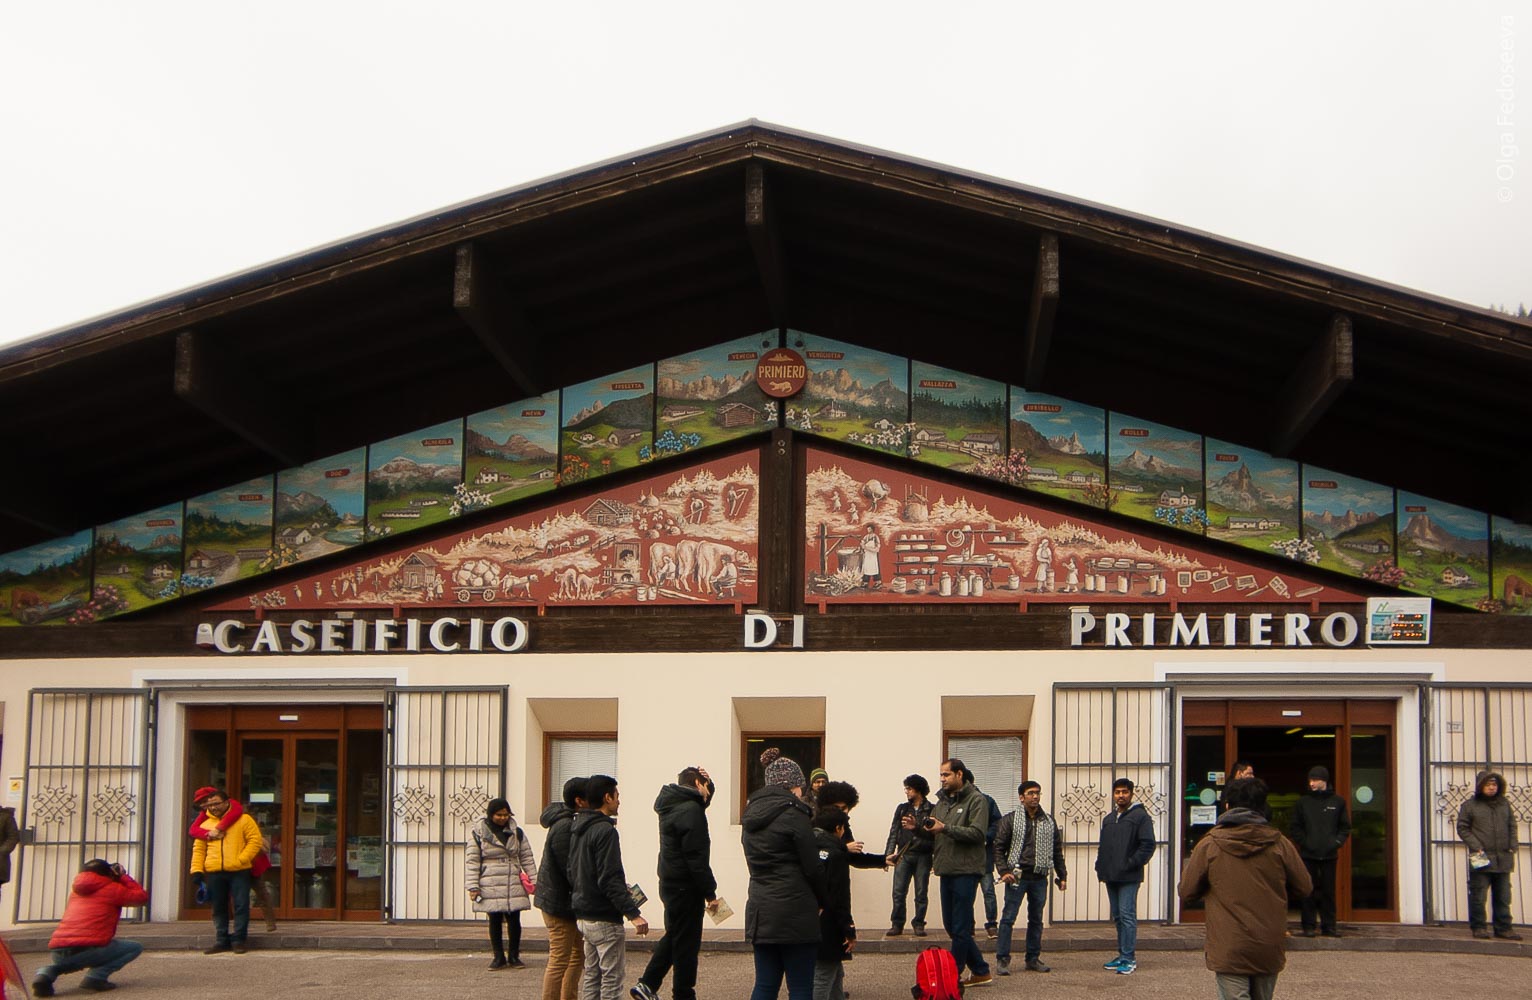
<box><xmin>1289</xmin><ymin>765</ymin><xmax>1350</xmax><ymax>938</ymax></box>
<box><xmin>632</xmin><ymin>767</ymin><xmax>719</xmax><ymax>1000</ymax></box>
<box><xmin>537</xmin><ymin>776</ymin><xmax>587</xmax><ymax>1000</ymax></box>
<box><xmin>572</xmin><ymin>775</ymin><xmax>649</xmax><ymax>1000</ymax></box>
<box><xmin>813</xmin><ymin>808</ymin><xmax>856</xmax><ymax>1000</ymax></box>
<box><xmin>1457</xmin><ymin>769</ymin><xmax>1523</xmax><ymax>940</ymax></box>
<box><xmin>993</xmin><ymin>781</ymin><xmax>1067</xmax><ymax>975</ymax></box>
<box><xmin>884</xmin><ymin>773</ymin><xmax>934</xmax><ymax>937</ymax></box>
<box><xmin>1095</xmin><ymin>778</ymin><xmax>1155</xmax><ymax>975</ymax></box>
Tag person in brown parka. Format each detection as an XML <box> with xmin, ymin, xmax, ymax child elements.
<box><xmin>1178</xmin><ymin>778</ymin><xmax>1311</xmax><ymax>1000</ymax></box>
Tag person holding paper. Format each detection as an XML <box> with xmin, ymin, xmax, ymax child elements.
<box><xmin>466</xmin><ymin>797</ymin><xmax>537</xmax><ymax>969</ymax></box>
<box><xmin>632</xmin><ymin>766</ymin><xmax>718</xmax><ymax>1000</ymax></box>
<box><xmin>1456</xmin><ymin>770</ymin><xmax>1522</xmax><ymax>940</ymax></box>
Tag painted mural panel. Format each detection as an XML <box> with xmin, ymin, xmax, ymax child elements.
<box><xmin>658</xmin><ymin>334</ymin><xmax>776</xmax><ymax>452</ymax></box>
<box><xmin>560</xmin><ymin>364</ymin><xmax>654</xmax><ymax>483</ymax></box>
<box><xmin>366</xmin><ymin>420</ymin><xmax>464</xmax><ymax>540</ymax></box>
<box><xmin>275</xmin><ymin>447</ymin><xmax>367</xmax><ymax>568</ymax></box>
<box><xmin>465</xmin><ymin>393</ymin><xmax>559</xmax><ymax>507</ymax></box>
<box><xmin>0</xmin><ymin>530</ymin><xmax>94</xmax><ymax>626</ymax></box>
<box><xmin>93</xmin><ymin>504</ymin><xmax>183</xmax><ymax>616</ymax></box>
<box><xmin>1204</xmin><ymin>439</ymin><xmax>1300</xmax><ymax>559</ymax></box>
<box><xmin>908</xmin><ymin>362</ymin><xmax>1008</xmax><ymax>479</ymax></box>
<box><xmin>1107</xmin><ymin>413</ymin><xmax>1206</xmax><ymax>533</ymax></box>
<box><xmin>186</xmin><ymin>476</ymin><xmax>275</xmax><ymax>587</ymax></box>
<box><xmin>1491</xmin><ymin>517</ymin><xmax>1532</xmax><ymax>614</ymax></box>
<box><xmin>804</xmin><ymin>448</ymin><xmax>1356</xmax><ymax>606</ymax></box>
<box><xmin>212</xmin><ymin>453</ymin><xmax>759</xmax><ymax>613</ymax></box>
<box><xmin>1300</xmin><ymin>465</ymin><xmax>1395</xmax><ymax>581</ymax></box>
<box><xmin>1009</xmin><ymin>390</ymin><xmax>1108</xmax><ymax>507</ymax></box>
<box><xmin>790</xmin><ymin>333</ymin><xmax>909</xmax><ymax>453</ymax></box>
<box><xmin>1395</xmin><ymin>492</ymin><xmax>1489</xmax><ymax>609</ymax></box>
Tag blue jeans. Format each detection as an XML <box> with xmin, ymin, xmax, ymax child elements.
<box><xmin>1106</xmin><ymin>880</ymin><xmax>1139</xmax><ymax>962</ymax></box>
<box><xmin>996</xmin><ymin>876</ymin><xmax>1048</xmax><ymax>963</ymax></box>
<box><xmin>980</xmin><ymin>859</ymin><xmax>997</xmax><ymax>926</ymax></box>
<box><xmin>749</xmin><ymin>942</ymin><xmax>817</xmax><ymax>1000</ymax></box>
<box><xmin>939</xmin><ymin>873</ymin><xmax>989</xmax><ymax>976</ymax></box>
<box><xmin>206</xmin><ymin>868</ymin><xmax>253</xmax><ymax>945</ymax></box>
<box><xmin>35</xmin><ymin>940</ymin><xmax>144</xmax><ymax>985</ymax></box>
<box><xmin>891</xmin><ymin>851</ymin><xmax>932</xmax><ymax>929</ymax></box>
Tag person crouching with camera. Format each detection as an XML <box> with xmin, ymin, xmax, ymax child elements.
<box><xmin>32</xmin><ymin>859</ymin><xmax>149</xmax><ymax>995</ymax></box>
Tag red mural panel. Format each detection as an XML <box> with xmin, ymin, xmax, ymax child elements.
<box><xmin>210</xmin><ymin>453</ymin><xmax>760</xmax><ymax>612</ymax></box>
<box><xmin>804</xmin><ymin>448</ymin><xmax>1361</xmax><ymax>605</ymax></box>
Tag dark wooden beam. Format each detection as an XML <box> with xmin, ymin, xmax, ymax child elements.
<box><xmin>1022</xmin><ymin>233</ymin><xmax>1061</xmax><ymax>387</ymax></box>
<box><xmin>745</xmin><ymin>162</ymin><xmax>788</xmax><ymax>329</ymax></box>
<box><xmin>173</xmin><ymin>329</ymin><xmax>309</xmax><ymax>468</ymax></box>
<box><xmin>0</xmin><ymin>500</ymin><xmax>77</xmax><ymax>538</ymax></box>
<box><xmin>1272</xmin><ymin>314</ymin><xmax>1353</xmax><ymax>456</ymax></box>
<box><xmin>452</xmin><ymin>242</ymin><xmax>540</xmax><ymax>398</ymax></box>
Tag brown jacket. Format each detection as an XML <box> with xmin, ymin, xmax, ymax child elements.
<box><xmin>1178</xmin><ymin>809</ymin><xmax>1312</xmax><ymax>975</ymax></box>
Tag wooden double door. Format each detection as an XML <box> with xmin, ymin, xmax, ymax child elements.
<box><xmin>1180</xmin><ymin>699</ymin><xmax>1397</xmax><ymax>923</ymax></box>
<box><xmin>183</xmin><ymin>704</ymin><xmax>385</xmax><ymax>921</ymax></box>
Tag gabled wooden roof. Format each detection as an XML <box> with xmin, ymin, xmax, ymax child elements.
<box><xmin>2</xmin><ymin>120</ymin><xmax>1528</xmax><ymax>553</ymax></box>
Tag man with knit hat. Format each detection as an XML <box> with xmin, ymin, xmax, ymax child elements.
<box><xmin>807</xmin><ymin>767</ymin><xmax>829</xmax><ymax>808</ymax></box>
<box><xmin>1288</xmin><ymin>765</ymin><xmax>1350</xmax><ymax>938</ymax></box>
<box><xmin>884</xmin><ymin>773</ymin><xmax>934</xmax><ymax>937</ymax></box>
<box><xmin>189</xmin><ymin>787</ymin><xmax>264</xmax><ymax>954</ymax></box>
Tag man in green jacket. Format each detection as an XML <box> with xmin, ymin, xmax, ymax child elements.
<box><xmin>928</xmin><ymin>758</ymin><xmax>993</xmax><ymax>988</ymax></box>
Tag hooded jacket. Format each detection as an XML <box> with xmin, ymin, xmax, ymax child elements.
<box><xmin>740</xmin><ymin>784</ymin><xmax>828</xmax><ymax>944</ymax></box>
<box><xmin>1457</xmin><ymin>770</ymin><xmax>1518</xmax><ymax>873</ymax></box>
<box><xmin>0</xmin><ymin>806</ymin><xmax>19</xmax><ymax>885</ymax></box>
<box><xmin>190</xmin><ymin>810</ymin><xmax>263</xmax><ymax>874</ymax></box>
<box><xmin>570</xmin><ymin>808</ymin><xmax>639</xmax><ymax>923</ymax></box>
<box><xmin>465</xmin><ymin>816</ymin><xmax>537</xmax><ymax>914</ymax></box>
<box><xmin>47</xmin><ymin>869</ymin><xmax>150</xmax><ymax>949</ymax></box>
<box><xmin>931</xmin><ymin>781</ymin><xmax>989</xmax><ymax>876</ymax></box>
<box><xmin>814</xmin><ymin>826</ymin><xmax>856</xmax><ymax>962</ymax></box>
<box><xmin>535</xmin><ymin>801</ymin><xmax>577</xmax><ymax>918</ymax></box>
<box><xmin>654</xmin><ymin>782</ymin><xmax>717</xmax><ymax>897</ymax></box>
<box><xmin>1289</xmin><ymin>786</ymin><xmax>1350</xmax><ymax>860</ymax></box>
<box><xmin>187</xmin><ymin>799</ymin><xmax>271</xmax><ymax>878</ymax></box>
<box><xmin>1177</xmin><ymin>808</ymin><xmax>1312</xmax><ymax>976</ymax></box>
<box><xmin>1095</xmin><ymin>802</ymin><xmax>1156</xmax><ymax>883</ymax></box>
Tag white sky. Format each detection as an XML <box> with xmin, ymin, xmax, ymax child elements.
<box><xmin>2</xmin><ymin>1</ymin><xmax>1529</xmax><ymax>350</ymax></box>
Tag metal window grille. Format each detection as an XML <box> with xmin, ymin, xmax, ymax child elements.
<box><xmin>385</xmin><ymin>686</ymin><xmax>506</xmax><ymax>921</ymax></box>
<box><xmin>13</xmin><ymin>690</ymin><xmax>153</xmax><ymax>924</ymax></box>
<box><xmin>1425</xmin><ymin>684</ymin><xmax>1532</xmax><ymax>926</ymax></box>
<box><xmin>1051</xmin><ymin>684</ymin><xmax>1172</xmax><ymax>923</ymax></box>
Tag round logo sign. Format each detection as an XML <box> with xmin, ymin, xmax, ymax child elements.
<box><xmin>755</xmin><ymin>347</ymin><xmax>808</xmax><ymax>399</ymax></box>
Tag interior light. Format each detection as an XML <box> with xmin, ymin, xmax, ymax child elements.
<box><xmin>1301</xmin><ymin>733</ymin><xmax>1336</xmax><ymax>739</ymax></box>
<box><xmin>1285</xmin><ymin>727</ymin><xmax>1303</xmax><ymax>735</ymax></box>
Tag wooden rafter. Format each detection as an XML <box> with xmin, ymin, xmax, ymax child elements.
<box><xmin>173</xmin><ymin>329</ymin><xmax>308</xmax><ymax>467</ymax></box>
<box><xmin>745</xmin><ymin>162</ymin><xmax>787</xmax><ymax>329</ymax></box>
<box><xmin>452</xmin><ymin>242</ymin><xmax>540</xmax><ymax>398</ymax></box>
<box><xmin>1272</xmin><ymin>314</ymin><xmax>1354</xmax><ymax>456</ymax></box>
<box><xmin>1022</xmin><ymin>233</ymin><xmax>1061</xmax><ymax>387</ymax></box>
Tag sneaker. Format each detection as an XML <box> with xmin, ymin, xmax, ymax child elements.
<box><xmin>80</xmin><ymin>981</ymin><xmax>117</xmax><ymax>993</ymax></box>
<box><xmin>1103</xmin><ymin>956</ymin><xmax>1125</xmax><ymax>970</ymax></box>
<box><xmin>630</xmin><ymin>983</ymin><xmax>660</xmax><ymax>1000</ymax></box>
<box><xmin>488</xmin><ymin>958</ymin><xmax>508</xmax><ymax>970</ymax></box>
<box><xmin>885</xmin><ymin>925</ymin><xmax>903</xmax><ymax>937</ymax></box>
<box><xmin>32</xmin><ymin>979</ymin><xmax>55</xmax><ymax>998</ymax></box>
<box><xmin>985</xmin><ymin>923</ymin><xmax>998</xmax><ymax>939</ymax></box>
<box><xmin>1116</xmin><ymin>960</ymin><xmax>1138</xmax><ymax>976</ymax></box>
<box><xmin>232</xmin><ymin>944</ymin><xmax>247</xmax><ymax>954</ymax></box>
<box><xmin>964</xmin><ymin>972</ymin><xmax>995</xmax><ymax>988</ymax></box>
<box><xmin>1025</xmin><ymin>959</ymin><xmax>1051</xmax><ymax>973</ymax></box>
<box><xmin>1495</xmin><ymin>930</ymin><xmax>1525</xmax><ymax>941</ymax></box>
<box><xmin>1301</xmin><ymin>928</ymin><xmax>1317</xmax><ymax>938</ymax></box>
<box><xmin>1473</xmin><ymin>928</ymin><xmax>1493</xmax><ymax>939</ymax></box>
<box><xmin>913</xmin><ymin>925</ymin><xmax>928</xmax><ymax>937</ymax></box>
<box><xmin>204</xmin><ymin>943</ymin><xmax>232</xmax><ymax>955</ymax></box>
<box><xmin>995</xmin><ymin>957</ymin><xmax>1010</xmax><ymax>976</ymax></box>
<box><xmin>507</xmin><ymin>958</ymin><xmax>527</xmax><ymax>969</ymax></box>
<box><xmin>1321</xmin><ymin>928</ymin><xmax>1342</xmax><ymax>938</ymax></box>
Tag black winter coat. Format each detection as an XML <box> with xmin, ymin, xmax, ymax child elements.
<box><xmin>1457</xmin><ymin>771</ymin><xmax>1518</xmax><ymax>873</ymax></box>
<box><xmin>535</xmin><ymin>802</ymin><xmax>577</xmax><ymax>919</ymax></box>
<box><xmin>655</xmin><ymin>783</ymin><xmax>717</xmax><ymax>897</ymax></box>
<box><xmin>741</xmin><ymin>785</ymin><xmax>828</xmax><ymax>945</ymax></box>
<box><xmin>1289</xmin><ymin>789</ymin><xmax>1350</xmax><ymax>860</ymax></box>
<box><xmin>1095</xmin><ymin>803</ymin><xmax>1156</xmax><ymax>883</ymax></box>
<box><xmin>884</xmin><ymin>799</ymin><xmax>934</xmax><ymax>857</ymax></box>
<box><xmin>815</xmin><ymin>828</ymin><xmax>855</xmax><ymax>962</ymax></box>
<box><xmin>571</xmin><ymin>809</ymin><xmax>639</xmax><ymax>923</ymax></box>
<box><xmin>0</xmin><ymin>807</ymin><xmax>20</xmax><ymax>886</ymax></box>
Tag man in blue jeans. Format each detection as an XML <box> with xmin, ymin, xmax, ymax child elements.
<box><xmin>32</xmin><ymin>859</ymin><xmax>148</xmax><ymax>995</ymax></box>
<box><xmin>993</xmin><ymin>781</ymin><xmax>1067</xmax><ymax>974</ymax></box>
<box><xmin>1094</xmin><ymin>778</ymin><xmax>1156</xmax><ymax>976</ymax></box>
<box><xmin>884</xmin><ymin>773</ymin><xmax>934</xmax><ymax>937</ymax></box>
<box><xmin>929</xmin><ymin>758</ymin><xmax>993</xmax><ymax>988</ymax></box>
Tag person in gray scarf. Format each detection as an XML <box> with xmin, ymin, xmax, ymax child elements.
<box><xmin>991</xmin><ymin>781</ymin><xmax>1067</xmax><ymax>975</ymax></box>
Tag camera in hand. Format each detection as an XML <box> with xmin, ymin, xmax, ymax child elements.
<box><xmin>922</xmin><ymin>817</ymin><xmax>937</xmax><ymax>830</ymax></box>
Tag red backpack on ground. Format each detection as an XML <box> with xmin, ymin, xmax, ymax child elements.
<box><xmin>912</xmin><ymin>946</ymin><xmax>963</xmax><ymax>999</ymax></box>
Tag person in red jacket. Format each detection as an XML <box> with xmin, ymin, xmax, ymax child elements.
<box><xmin>31</xmin><ymin>859</ymin><xmax>148</xmax><ymax>995</ymax></box>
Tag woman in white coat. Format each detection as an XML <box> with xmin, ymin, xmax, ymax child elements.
<box><xmin>466</xmin><ymin>797</ymin><xmax>537</xmax><ymax>969</ymax></box>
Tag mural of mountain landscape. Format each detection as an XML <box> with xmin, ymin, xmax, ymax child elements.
<box><xmin>1204</xmin><ymin>438</ymin><xmax>1300</xmax><ymax>558</ymax></box>
<box><xmin>1301</xmin><ymin>465</ymin><xmax>1394</xmax><ymax>580</ymax></box>
<box><xmin>1491</xmin><ymin>517</ymin><xmax>1532</xmax><ymax>615</ymax></box>
<box><xmin>0</xmin><ymin>530</ymin><xmax>93</xmax><ymax>626</ymax></box>
<box><xmin>560</xmin><ymin>364</ymin><xmax>654</xmax><ymax>483</ymax></box>
<box><xmin>1009</xmin><ymin>390</ymin><xmax>1108</xmax><ymax>507</ymax></box>
<box><xmin>658</xmin><ymin>334</ymin><xmax>775</xmax><ymax>452</ymax></box>
<box><xmin>1395</xmin><ymin>492</ymin><xmax>1489</xmax><ymax>608</ymax></box>
<box><xmin>790</xmin><ymin>332</ymin><xmax>909</xmax><ymax>453</ymax></box>
<box><xmin>908</xmin><ymin>362</ymin><xmax>1008</xmax><ymax>479</ymax></box>
<box><xmin>1107</xmin><ymin>413</ymin><xmax>1205</xmax><ymax>533</ymax></box>
<box><xmin>93</xmin><ymin>503</ymin><xmax>184</xmax><ymax>617</ymax></box>
<box><xmin>186</xmin><ymin>475</ymin><xmax>275</xmax><ymax>587</ymax></box>
<box><xmin>276</xmin><ymin>447</ymin><xmax>367</xmax><ymax>568</ymax></box>
<box><xmin>367</xmin><ymin>420</ymin><xmax>464</xmax><ymax>540</ymax></box>
<box><xmin>466</xmin><ymin>392</ymin><xmax>559</xmax><ymax>507</ymax></box>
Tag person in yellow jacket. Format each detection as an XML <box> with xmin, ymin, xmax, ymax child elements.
<box><xmin>189</xmin><ymin>787</ymin><xmax>263</xmax><ymax>954</ymax></box>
